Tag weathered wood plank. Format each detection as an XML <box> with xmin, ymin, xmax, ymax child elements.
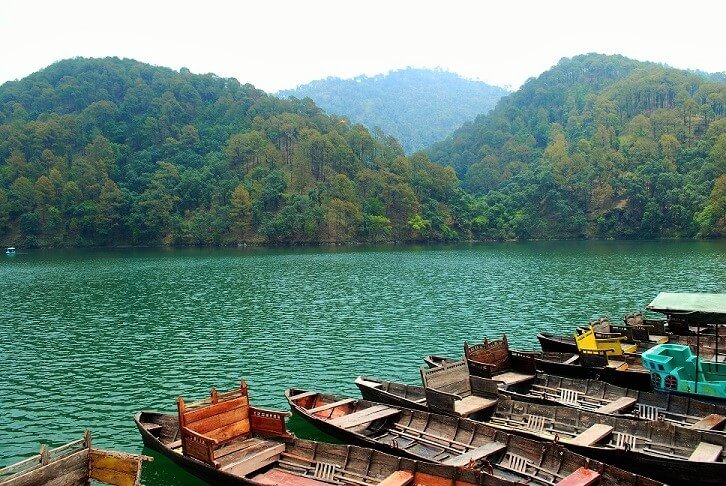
<box><xmin>307</xmin><ymin>398</ymin><xmax>356</xmax><ymax>414</ymax></box>
<box><xmin>555</xmin><ymin>467</ymin><xmax>601</xmax><ymax>486</ymax></box>
<box><xmin>567</xmin><ymin>424</ymin><xmax>613</xmax><ymax>446</ymax></box>
<box><xmin>378</xmin><ymin>470</ymin><xmax>414</xmax><ymax>486</ymax></box>
<box><xmin>442</xmin><ymin>442</ymin><xmax>506</xmax><ymax>466</ymax></box>
<box><xmin>692</xmin><ymin>414</ymin><xmax>726</xmax><ymax>431</ymax></box>
<box><xmin>328</xmin><ymin>406</ymin><xmax>400</xmax><ymax>429</ymax></box>
<box><xmin>689</xmin><ymin>442</ymin><xmax>723</xmax><ymax>462</ymax></box>
<box><xmin>594</xmin><ymin>396</ymin><xmax>636</xmax><ymax>414</ymax></box>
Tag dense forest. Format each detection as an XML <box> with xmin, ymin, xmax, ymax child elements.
<box><xmin>278</xmin><ymin>68</ymin><xmax>508</xmax><ymax>153</ymax></box>
<box><xmin>429</xmin><ymin>54</ymin><xmax>726</xmax><ymax>238</ymax></box>
<box><xmin>0</xmin><ymin>55</ymin><xmax>723</xmax><ymax>248</ymax></box>
<box><xmin>0</xmin><ymin>58</ymin><xmax>473</xmax><ymax>247</ymax></box>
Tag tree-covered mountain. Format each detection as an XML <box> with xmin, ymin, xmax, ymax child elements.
<box><xmin>278</xmin><ymin>68</ymin><xmax>508</xmax><ymax>153</ymax></box>
<box><xmin>0</xmin><ymin>58</ymin><xmax>478</xmax><ymax>247</ymax></box>
<box><xmin>428</xmin><ymin>54</ymin><xmax>726</xmax><ymax>238</ymax></box>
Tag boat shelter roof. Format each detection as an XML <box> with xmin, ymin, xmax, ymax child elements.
<box><xmin>647</xmin><ymin>292</ymin><xmax>726</xmax><ymax>323</ymax></box>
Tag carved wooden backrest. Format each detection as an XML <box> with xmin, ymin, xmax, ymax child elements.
<box><xmin>177</xmin><ymin>381</ymin><xmax>251</xmax><ymax>459</ymax></box>
<box><xmin>421</xmin><ymin>360</ymin><xmax>470</xmax><ymax>395</ymax></box>
<box><xmin>465</xmin><ymin>335</ymin><xmax>511</xmax><ymax>373</ymax></box>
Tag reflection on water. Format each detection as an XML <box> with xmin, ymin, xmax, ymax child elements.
<box><xmin>0</xmin><ymin>241</ymin><xmax>723</xmax><ymax>484</ymax></box>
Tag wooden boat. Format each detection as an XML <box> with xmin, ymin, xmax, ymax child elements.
<box><xmin>358</xmin><ymin>368</ymin><xmax>726</xmax><ymax>434</ymax></box>
<box><xmin>427</xmin><ymin>335</ymin><xmax>654</xmax><ymax>391</ymax></box>
<box><xmin>286</xmin><ymin>388</ymin><xmax>663</xmax><ymax>486</ymax></box>
<box><xmin>136</xmin><ymin>412</ymin><xmax>495</xmax><ymax>486</ymax></box>
<box><xmin>136</xmin><ymin>379</ymin><xmax>495</xmax><ymax>486</ymax></box>
<box><xmin>642</xmin><ymin>344</ymin><xmax>726</xmax><ymax>401</ymax></box>
<box><xmin>538</xmin><ymin>331</ymin><xmax>725</xmax><ymax>357</ymax></box>
<box><xmin>503</xmin><ymin>372</ymin><xmax>726</xmax><ymax>429</ymax></box>
<box><xmin>0</xmin><ymin>430</ymin><xmax>150</xmax><ymax>486</ymax></box>
<box><xmin>487</xmin><ymin>395</ymin><xmax>726</xmax><ymax>485</ymax></box>
<box><xmin>423</xmin><ymin>355</ymin><xmax>455</xmax><ymax>368</ymax></box>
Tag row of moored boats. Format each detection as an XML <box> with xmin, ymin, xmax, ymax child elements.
<box><xmin>1</xmin><ymin>292</ymin><xmax>724</xmax><ymax>485</ymax></box>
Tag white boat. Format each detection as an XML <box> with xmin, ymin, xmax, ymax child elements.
<box><xmin>5</xmin><ymin>247</ymin><xmax>16</xmax><ymax>255</ymax></box>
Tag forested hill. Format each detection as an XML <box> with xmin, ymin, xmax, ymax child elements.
<box><xmin>278</xmin><ymin>68</ymin><xmax>508</xmax><ymax>153</ymax></box>
<box><xmin>428</xmin><ymin>54</ymin><xmax>726</xmax><ymax>238</ymax></box>
<box><xmin>0</xmin><ymin>58</ymin><xmax>471</xmax><ymax>247</ymax></box>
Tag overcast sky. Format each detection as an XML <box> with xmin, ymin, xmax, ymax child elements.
<box><xmin>1</xmin><ymin>0</ymin><xmax>724</xmax><ymax>93</ymax></box>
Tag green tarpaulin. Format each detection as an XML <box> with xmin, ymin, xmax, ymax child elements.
<box><xmin>647</xmin><ymin>292</ymin><xmax>726</xmax><ymax>323</ymax></box>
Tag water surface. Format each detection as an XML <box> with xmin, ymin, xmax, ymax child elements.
<box><xmin>0</xmin><ymin>241</ymin><xmax>723</xmax><ymax>484</ymax></box>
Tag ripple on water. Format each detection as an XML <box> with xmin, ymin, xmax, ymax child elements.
<box><xmin>0</xmin><ymin>241</ymin><xmax>724</xmax><ymax>484</ymax></box>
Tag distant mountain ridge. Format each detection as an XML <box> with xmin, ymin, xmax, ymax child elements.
<box><xmin>278</xmin><ymin>68</ymin><xmax>508</xmax><ymax>153</ymax></box>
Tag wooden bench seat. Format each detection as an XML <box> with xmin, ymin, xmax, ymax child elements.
<box><xmin>689</xmin><ymin>442</ymin><xmax>723</xmax><ymax>462</ymax></box>
<box><xmin>378</xmin><ymin>470</ymin><xmax>414</xmax><ymax>486</ymax></box>
<box><xmin>494</xmin><ymin>371</ymin><xmax>535</xmax><ymax>385</ymax></box>
<box><xmin>442</xmin><ymin>442</ymin><xmax>506</xmax><ymax>466</ymax></box>
<box><xmin>453</xmin><ymin>395</ymin><xmax>497</xmax><ymax>416</ymax></box>
<box><xmin>254</xmin><ymin>468</ymin><xmax>329</xmax><ymax>486</ymax></box>
<box><xmin>555</xmin><ymin>467</ymin><xmax>601</xmax><ymax>486</ymax></box>
<box><xmin>308</xmin><ymin>398</ymin><xmax>356</xmax><ymax>414</ymax></box>
<box><xmin>288</xmin><ymin>391</ymin><xmax>318</xmax><ymax>401</ymax></box>
<box><xmin>177</xmin><ymin>380</ymin><xmax>290</xmax><ymax>469</ymax></box>
<box><xmin>327</xmin><ymin>405</ymin><xmax>400</xmax><ymax>429</ymax></box>
<box><xmin>567</xmin><ymin>424</ymin><xmax>613</xmax><ymax>446</ymax></box>
<box><xmin>594</xmin><ymin>396</ymin><xmax>637</xmax><ymax>414</ymax></box>
<box><xmin>692</xmin><ymin>414</ymin><xmax>726</xmax><ymax>431</ymax></box>
<box><xmin>221</xmin><ymin>440</ymin><xmax>286</xmax><ymax>476</ymax></box>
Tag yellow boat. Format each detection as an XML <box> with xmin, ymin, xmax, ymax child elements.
<box><xmin>575</xmin><ymin>326</ymin><xmax>638</xmax><ymax>356</ymax></box>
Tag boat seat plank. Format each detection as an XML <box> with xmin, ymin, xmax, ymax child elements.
<box><xmin>327</xmin><ymin>406</ymin><xmax>400</xmax><ymax>429</ymax></box>
<box><xmin>308</xmin><ymin>399</ymin><xmax>356</xmax><ymax>414</ymax></box>
<box><xmin>568</xmin><ymin>424</ymin><xmax>613</xmax><ymax>446</ymax></box>
<box><xmin>555</xmin><ymin>467</ymin><xmax>601</xmax><ymax>486</ymax></box>
<box><xmin>688</xmin><ymin>442</ymin><xmax>722</xmax><ymax>462</ymax></box>
<box><xmin>168</xmin><ymin>439</ymin><xmax>182</xmax><ymax>451</ymax></box>
<box><xmin>221</xmin><ymin>442</ymin><xmax>285</xmax><ymax>475</ymax></box>
<box><xmin>254</xmin><ymin>468</ymin><xmax>329</xmax><ymax>486</ymax></box>
<box><xmin>563</xmin><ymin>355</ymin><xmax>579</xmax><ymax>365</ymax></box>
<box><xmin>594</xmin><ymin>397</ymin><xmax>636</xmax><ymax>414</ymax></box>
<box><xmin>442</xmin><ymin>442</ymin><xmax>507</xmax><ymax>466</ymax></box>
<box><xmin>692</xmin><ymin>414</ymin><xmax>726</xmax><ymax>431</ymax></box>
<box><xmin>453</xmin><ymin>396</ymin><xmax>497</xmax><ymax>416</ymax></box>
<box><xmin>494</xmin><ymin>371</ymin><xmax>535</xmax><ymax>385</ymax></box>
<box><xmin>288</xmin><ymin>391</ymin><xmax>318</xmax><ymax>401</ymax></box>
<box><xmin>378</xmin><ymin>470</ymin><xmax>415</xmax><ymax>486</ymax></box>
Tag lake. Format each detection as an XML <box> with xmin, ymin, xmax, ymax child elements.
<box><xmin>0</xmin><ymin>241</ymin><xmax>724</xmax><ymax>484</ymax></box>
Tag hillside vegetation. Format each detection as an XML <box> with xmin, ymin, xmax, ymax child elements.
<box><xmin>278</xmin><ymin>68</ymin><xmax>508</xmax><ymax>153</ymax></box>
<box><xmin>0</xmin><ymin>58</ymin><xmax>473</xmax><ymax>247</ymax></box>
<box><xmin>429</xmin><ymin>54</ymin><xmax>726</xmax><ymax>238</ymax></box>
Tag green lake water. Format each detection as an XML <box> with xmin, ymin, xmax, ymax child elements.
<box><xmin>0</xmin><ymin>241</ymin><xmax>724</xmax><ymax>484</ymax></box>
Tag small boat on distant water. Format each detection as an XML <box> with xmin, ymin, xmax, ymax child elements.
<box><xmin>4</xmin><ymin>247</ymin><xmax>15</xmax><ymax>256</ymax></box>
<box><xmin>287</xmin><ymin>389</ymin><xmax>664</xmax><ymax>486</ymax></box>
<box><xmin>0</xmin><ymin>430</ymin><xmax>150</xmax><ymax>486</ymax></box>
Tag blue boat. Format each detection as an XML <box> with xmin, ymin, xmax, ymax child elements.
<box><xmin>642</xmin><ymin>343</ymin><xmax>726</xmax><ymax>400</ymax></box>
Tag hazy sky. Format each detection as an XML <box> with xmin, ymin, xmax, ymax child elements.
<box><xmin>1</xmin><ymin>0</ymin><xmax>724</xmax><ymax>93</ymax></box>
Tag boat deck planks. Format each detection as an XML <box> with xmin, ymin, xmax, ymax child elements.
<box><xmin>567</xmin><ymin>424</ymin><xmax>613</xmax><ymax>446</ymax></box>
<box><xmin>327</xmin><ymin>405</ymin><xmax>400</xmax><ymax>429</ymax></box>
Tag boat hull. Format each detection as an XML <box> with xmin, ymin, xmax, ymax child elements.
<box><xmin>134</xmin><ymin>412</ymin><xmax>254</xmax><ymax>486</ymax></box>
<box><xmin>537</xmin><ymin>333</ymin><xmax>578</xmax><ymax>353</ymax></box>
